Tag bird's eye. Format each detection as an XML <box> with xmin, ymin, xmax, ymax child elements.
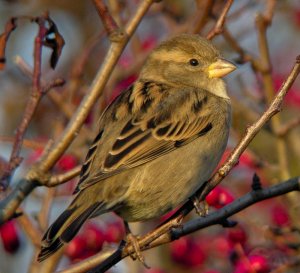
<box><xmin>189</xmin><ymin>59</ymin><xmax>199</xmax><ymax>66</ymax></box>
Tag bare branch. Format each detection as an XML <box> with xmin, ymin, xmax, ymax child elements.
<box><xmin>76</xmin><ymin>55</ymin><xmax>300</xmax><ymax>273</ymax></box>
<box><xmin>277</xmin><ymin>117</ymin><xmax>300</xmax><ymax>137</ymax></box>
<box><xmin>206</xmin><ymin>0</ymin><xmax>234</xmax><ymax>40</ymax></box>
<box><xmin>18</xmin><ymin>213</ymin><xmax>42</xmax><ymax>248</ymax></box>
<box><xmin>58</xmin><ymin>176</ymin><xmax>300</xmax><ymax>273</ymax></box>
<box><xmin>47</xmin><ymin>166</ymin><xmax>81</xmax><ymax>187</ymax></box>
<box><xmin>93</xmin><ymin>0</ymin><xmax>119</xmax><ymax>38</ymax></box>
<box><xmin>0</xmin><ymin>14</ymin><xmax>49</xmax><ymax>190</ymax></box>
<box><xmin>199</xmin><ymin>55</ymin><xmax>300</xmax><ymax>199</ymax></box>
<box><xmin>0</xmin><ymin>0</ymin><xmax>156</xmax><ymax>224</ymax></box>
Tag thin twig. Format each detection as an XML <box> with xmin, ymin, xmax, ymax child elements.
<box><xmin>14</xmin><ymin>56</ymin><xmax>75</xmax><ymax>119</ymax></box>
<box><xmin>192</xmin><ymin>0</ymin><xmax>214</xmax><ymax>34</ymax></box>
<box><xmin>255</xmin><ymin>8</ymin><xmax>290</xmax><ymax>181</ymax></box>
<box><xmin>37</xmin><ymin>188</ymin><xmax>56</xmax><ymax>230</ymax></box>
<box><xmin>93</xmin><ymin>0</ymin><xmax>119</xmax><ymax>37</ymax></box>
<box><xmin>47</xmin><ymin>166</ymin><xmax>81</xmax><ymax>187</ymax></box>
<box><xmin>0</xmin><ymin>136</ymin><xmax>46</xmax><ymax>150</ymax></box>
<box><xmin>0</xmin><ymin>0</ymin><xmax>156</xmax><ymax>224</ymax></box>
<box><xmin>277</xmin><ymin>117</ymin><xmax>300</xmax><ymax>137</ymax></box>
<box><xmin>0</xmin><ymin>14</ymin><xmax>48</xmax><ymax>190</ymax></box>
<box><xmin>82</xmin><ymin>55</ymin><xmax>300</xmax><ymax>272</ymax></box>
<box><xmin>17</xmin><ymin>213</ymin><xmax>43</xmax><ymax>248</ymax></box>
<box><xmin>206</xmin><ymin>0</ymin><xmax>234</xmax><ymax>40</ymax></box>
<box><xmin>199</xmin><ymin>55</ymin><xmax>300</xmax><ymax>199</ymax></box>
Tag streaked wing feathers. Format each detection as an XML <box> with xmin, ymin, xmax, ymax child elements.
<box><xmin>75</xmin><ymin>81</ymin><xmax>212</xmax><ymax>192</ymax></box>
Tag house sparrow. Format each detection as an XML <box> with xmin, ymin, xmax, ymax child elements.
<box><xmin>38</xmin><ymin>34</ymin><xmax>236</xmax><ymax>262</ymax></box>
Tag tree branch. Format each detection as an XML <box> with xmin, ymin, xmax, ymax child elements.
<box><xmin>198</xmin><ymin>55</ymin><xmax>300</xmax><ymax>200</ymax></box>
<box><xmin>276</xmin><ymin>116</ymin><xmax>300</xmax><ymax>137</ymax></box>
<box><xmin>0</xmin><ymin>0</ymin><xmax>156</xmax><ymax>224</ymax></box>
<box><xmin>206</xmin><ymin>0</ymin><xmax>234</xmax><ymax>40</ymax></box>
<box><xmin>92</xmin><ymin>0</ymin><xmax>119</xmax><ymax>38</ymax></box>
<box><xmin>80</xmin><ymin>54</ymin><xmax>300</xmax><ymax>273</ymax></box>
<box><xmin>0</xmin><ymin>14</ymin><xmax>48</xmax><ymax>190</ymax></box>
<box><xmin>58</xmin><ymin>176</ymin><xmax>300</xmax><ymax>273</ymax></box>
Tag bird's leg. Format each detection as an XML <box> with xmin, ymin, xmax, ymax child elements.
<box><xmin>124</xmin><ymin>221</ymin><xmax>150</xmax><ymax>269</ymax></box>
<box><xmin>191</xmin><ymin>196</ymin><xmax>209</xmax><ymax>216</ymax></box>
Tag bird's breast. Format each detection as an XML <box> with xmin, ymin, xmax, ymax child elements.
<box><xmin>116</xmin><ymin>104</ymin><xmax>231</xmax><ymax>222</ymax></box>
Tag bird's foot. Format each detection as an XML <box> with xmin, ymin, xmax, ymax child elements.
<box><xmin>126</xmin><ymin>233</ymin><xmax>150</xmax><ymax>269</ymax></box>
<box><xmin>191</xmin><ymin>196</ymin><xmax>209</xmax><ymax>216</ymax></box>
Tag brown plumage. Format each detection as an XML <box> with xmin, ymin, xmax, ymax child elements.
<box><xmin>38</xmin><ymin>34</ymin><xmax>236</xmax><ymax>262</ymax></box>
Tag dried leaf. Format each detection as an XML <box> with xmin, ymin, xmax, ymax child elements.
<box><xmin>0</xmin><ymin>18</ymin><xmax>17</xmax><ymax>70</ymax></box>
<box><xmin>43</xmin><ymin>17</ymin><xmax>65</xmax><ymax>69</ymax></box>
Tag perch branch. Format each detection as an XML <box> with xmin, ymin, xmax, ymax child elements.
<box><xmin>57</xmin><ymin>176</ymin><xmax>300</xmax><ymax>273</ymax></box>
<box><xmin>76</xmin><ymin>54</ymin><xmax>300</xmax><ymax>273</ymax></box>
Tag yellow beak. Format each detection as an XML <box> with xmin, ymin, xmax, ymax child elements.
<box><xmin>207</xmin><ymin>58</ymin><xmax>236</xmax><ymax>78</ymax></box>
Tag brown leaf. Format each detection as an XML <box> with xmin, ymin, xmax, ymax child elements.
<box><xmin>43</xmin><ymin>17</ymin><xmax>65</xmax><ymax>69</ymax></box>
<box><xmin>0</xmin><ymin>18</ymin><xmax>17</xmax><ymax>70</ymax></box>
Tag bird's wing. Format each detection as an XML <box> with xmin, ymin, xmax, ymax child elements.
<box><xmin>74</xmin><ymin>81</ymin><xmax>212</xmax><ymax>193</ymax></box>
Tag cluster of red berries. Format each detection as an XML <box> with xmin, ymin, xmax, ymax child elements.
<box><xmin>65</xmin><ymin>220</ymin><xmax>124</xmax><ymax>262</ymax></box>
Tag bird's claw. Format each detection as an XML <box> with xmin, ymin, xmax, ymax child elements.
<box><xmin>126</xmin><ymin>233</ymin><xmax>150</xmax><ymax>269</ymax></box>
<box><xmin>191</xmin><ymin>196</ymin><xmax>209</xmax><ymax>216</ymax></box>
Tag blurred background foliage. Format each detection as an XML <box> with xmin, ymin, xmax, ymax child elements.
<box><xmin>0</xmin><ymin>0</ymin><xmax>300</xmax><ymax>273</ymax></box>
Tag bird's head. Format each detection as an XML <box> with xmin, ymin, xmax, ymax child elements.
<box><xmin>139</xmin><ymin>34</ymin><xmax>236</xmax><ymax>99</ymax></box>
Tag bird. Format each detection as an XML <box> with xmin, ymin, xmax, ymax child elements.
<box><xmin>38</xmin><ymin>34</ymin><xmax>236</xmax><ymax>262</ymax></box>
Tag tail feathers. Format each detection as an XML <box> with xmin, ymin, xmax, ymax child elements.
<box><xmin>38</xmin><ymin>202</ymin><xmax>102</xmax><ymax>262</ymax></box>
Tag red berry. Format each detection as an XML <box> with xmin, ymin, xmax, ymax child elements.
<box><xmin>206</xmin><ymin>186</ymin><xmax>234</xmax><ymax>209</ymax></box>
<box><xmin>234</xmin><ymin>255</ymin><xmax>270</xmax><ymax>273</ymax></box>
<box><xmin>184</xmin><ymin>241</ymin><xmax>206</xmax><ymax>267</ymax></box>
<box><xmin>227</xmin><ymin>226</ymin><xmax>247</xmax><ymax>247</ymax></box>
<box><xmin>205</xmin><ymin>187</ymin><xmax>221</xmax><ymax>207</ymax></box>
<box><xmin>249</xmin><ymin>255</ymin><xmax>270</xmax><ymax>273</ymax></box>
<box><xmin>57</xmin><ymin>154</ymin><xmax>77</xmax><ymax>171</ymax></box>
<box><xmin>170</xmin><ymin>237</ymin><xmax>189</xmax><ymax>263</ymax></box>
<box><xmin>141</xmin><ymin>36</ymin><xmax>157</xmax><ymax>51</ymax></box>
<box><xmin>65</xmin><ymin>235</ymin><xmax>87</xmax><ymax>261</ymax></box>
<box><xmin>84</xmin><ymin>223</ymin><xmax>105</xmax><ymax>252</ymax></box>
<box><xmin>170</xmin><ymin>237</ymin><xmax>206</xmax><ymax>267</ymax></box>
<box><xmin>202</xmin><ymin>271</ymin><xmax>221</xmax><ymax>273</ymax></box>
<box><xmin>210</xmin><ymin>235</ymin><xmax>231</xmax><ymax>257</ymax></box>
<box><xmin>239</xmin><ymin>152</ymin><xmax>257</xmax><ymax>169</ymax></box>
<box><xmin>104</xmin><ymin>221</ymin><xmax>125</xmax><ymax>243</ymax></box>
<box><xmin>0</xmin><ymin>220</ymin><xmax>20</xmax><ymax>254</ymax></box>
<box><xmin>271</xmin><ymin>205</ymin><xmax>290</xmax><ymax>227</ymax></box>
<box><xmin>26</xmin><ymin>148</ymin><xmax>44</xmax><ymax>164</ymax></box>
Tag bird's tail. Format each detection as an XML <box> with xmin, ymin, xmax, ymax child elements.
<box><xmin>37</xmin><ymin>195</ymin><xmax>103</xmax><ymax>262</ymax></box>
